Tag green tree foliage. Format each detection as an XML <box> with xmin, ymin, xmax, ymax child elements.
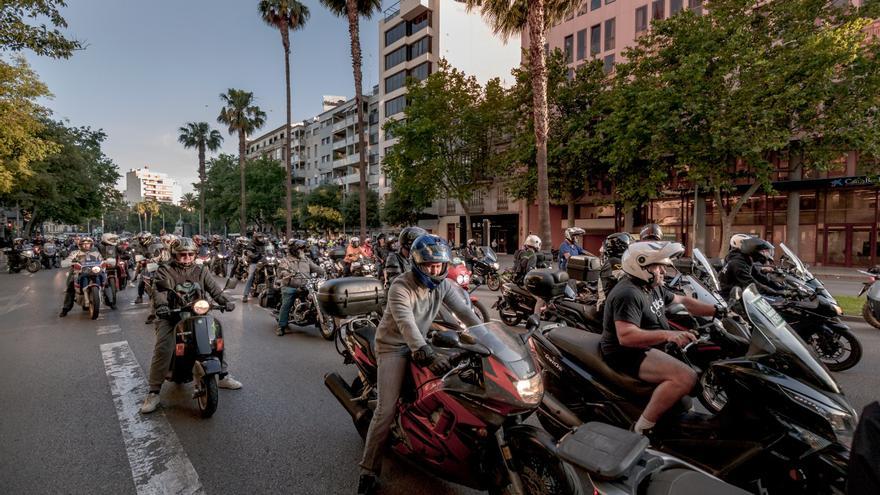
<box><xmin>0</xmin><ymin>120</ymin><xmax>119</xmax><ymax>235</ymax></box>
<box><xmin>342</xmin><ymin>188</ymin><xmax>379</xmax><ymax>229</ymax></box>
<box><xmin>201</xmin><ymin>154</ymin><xmax>288</xmax><ymax>234</ymax></box>
<box><xmin>178</xmin><ymin>121</ymin><xmax>222</xmax><ymax>234</ymax></box>
<box><xmin>380</xmin><ymin>187</ymin><xmax>431</xmax><ymax>227</ymax></box>
<box><xmin>217</xmin><ymin>89</ymin><xmax>266</xmax><ymax>232</ymax></box>
<box><xmin>301</xmin><ymin>183</ymin><xmax>343</xmax><ymax>233</ymax></box>
<box><xmin>383</xmin><ymin>60</ymin><xmax>506</xmax><ymax>239</ymax></box>
<box><xmin>0</xmin><ymin>1</ymin><xmax>82</xmax><ymax>58</ymax></box>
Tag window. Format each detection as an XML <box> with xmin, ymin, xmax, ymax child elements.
<box><xmin>385</xmin><ymin>70</ymin><xmax>406</xmax><ymax>93</ymax></box>
<box><xmin>578</xmin><ymin>2</ymin><xmax>589</xmax><ymax>15</ymax></box>
<box><xmin>635</xmin><ymin>6</ymin><xmax>648</xmax><ymax>32</ymax></box>
<box><xmin>576</xmin><ymin>29</ymin><xmax>587</xmax><ymax>60</ymax></box>
<box><xmin>564</xmin><ymin>35</ymin><xmax>573</xmax><ymax>63</ymax></box>
<box><xmin>410</xmin><ymin>62</ymin><xmax>431</xmax><ymax>82</ymax></box>
<box><xmin>385</xmin><ymin>46</ymin><xmax>406</xmax><ymax>70</ymax></box>
<box><xmin>385</xmin><ymin>22</ymin><xmax>406</xmax><ymax>46</ymax></box>
<box><xmin>670</xmin><ymin>0</ymin><xmax>683</xmax><ymax>14</ymax></box>
<box><xmin>590</xmin><ymin>24</ymin><xmax>601</xmax><ymax>55</ymax></box>
<box><xmin>688</xmin><ymin>0</ymin><xmax>702</xmax><ymax>15</ymax></box>
<box><xmin>410</xmin><ymin>36</ymin><xmax>431</xmax><ymax>58</ymax></box>
<box><xmin>410</xmin><ymin>12</ymin><xmax>430</xmax><ymax>34</ymax></box>
<box><xmin>604</xmin><ymin>18</ymin><xmax>615</xmax><ymax>51</ymax></box>
<box><xmin>652</xmin><ymin>0</ymin><xmax>664</xmax><ymax>20</ymax></box>
<box><xmin>591</xmin><ymin>0</ymin><xmax>601</xmax><ymax>10</ymax></box>
<box><xmin>603</xmin><ymin>54</ymin><xmax>615</xmax><ymax>73</ymax></box>
<box><xmin>385</xmin><ymin>95</ymin><xmax>406</xmax><ymax>116</ymax></box>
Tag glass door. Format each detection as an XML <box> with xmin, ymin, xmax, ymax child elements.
<box><xmin>824</xmin><ymin>227</ymin><xmax>847</xmax><ymax>266</ymax></box>
<box><xmin>852</xmin><ymin>227</ymin><xmax>874</xmax><ymax>267</ymax></box>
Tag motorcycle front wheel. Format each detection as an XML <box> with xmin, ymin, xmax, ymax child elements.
<box><xmin>88</xmin><ymin>286</ymin><xmax>101</xmax><ymax>320</ymax></box>
<box><xmin>196</xmin><ymin>375</ymin><xmax>218</xmax><ymax>418</ymax></box>
<box><xmin>473</xmin><ymin>299</ymin><xmax>491</xmax><ymax>323</ymax></box>
<box><xmin>491</xmin><ymin>435</ymin><xmax>582</xmax><ymax>495</ymax></box>
<box><xmin>497</xmin><ymin>301</ymin><xmax>522</xmax><ymax>326</ymax></box>
<box><xmin>486</xmin><ymin>273</ymin><xmax>501</xmax><ymax>291</ymax></box>
<box><xmin>811</xmin><ymin>328</ymin><xmax>862</xmax><ymax>372</ymax></box>
<box><xmin>318</xmin><ymin>312</ymin><xmax>337</xmax><ymax>341</ymax></box>
<box><xmin>861</xmin><ymin>302</ymin><xmax>880</xmax><ymax>329</ymax></box>
<box><xmin>26</xmin><ymin>260</ymin><xmax>40</xmax><ymax>273</ymax></box>
<box><xmin>104</xmin><ymin>282</ymin><xmax>117</xmax><ymax>310</ymax></box>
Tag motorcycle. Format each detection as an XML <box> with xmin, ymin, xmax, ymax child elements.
<box><xmin>3</xmin><ymin>246</ymin><xmax>40</xmax><ymax>273</ymax></box>
<box><xmin>135</xmin><ymin>255</ymin><xmax>160</xmax><ymax>300</ymax></box>
<box><xmin>154</xmin><ymin>278</ymin><xmax>233</xmax><ymax>418</ymax></box>
<box><xmin>349</xmin><ymin>255</ymin><xmax>377</xmax><ymax>278</ymax></box>
<box><xmin>100</xmin><ymin>256</ymin><xmax>127</xmax><ymax>310</ymax></box>
<box><xmin>211</xmin><ymin>249</ymin><xmax>228</xmax><ymax>278</ymax></box>
<box><xmin>557</xmin><ymin>422</ymin><xmax>750</xmax><ymax>495</ymax></box>
<box><xmin>446</xmin><ymin>256</ymin><xmax>490</xmax><ymax>323</ymax></box>
<box><xmin>320</xmin><ymin>277</ymin><xmax>581</xmax><ymax>494</ymax></box>
<box><xmin>282</xmin><ymin>275</ymin><xmax>336</xmax><ymax>340</ymax></box>
<box><xmin>471</xmin><ymin>246</ymin><xmax>502</xmax><ymax>291</ymax></box>
<box><xmin>41</xmin><ymin>242</ymin><xmax>60</xmax><ymax>269</ymax></box>
<box><xmin>62</xmin><ymin>257</ymin><xmax>105</xmax><ymax>320</ymax></box>
<box><xmin>493</xmin><ymin>280</ymin><xmax>538</xmax><ymax>327</ymax></box>
<box><xmin>249</xmin><ymin>245</ymin><xmax>279</xmax><ymax>298</ymax></box>
<box><xmin>526</xmin><ymin>269</ymin><xmax>603</xmax><ymax>334</ymax></box>
<box><xmin>530</xmin><ymin>285</ymin><xmax>855</xmax><ymax>493</ymax></box>
<box><xmin>856</xmin><ymin>266</ymin><xmax>880</xmax><ymax>329</ymax></box>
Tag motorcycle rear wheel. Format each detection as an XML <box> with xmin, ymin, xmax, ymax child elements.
<box><xmin>88</xmin><ymin>287</ymin><xmax>100</xmax><ymax>320</ymax></box>
<box><xmin>498</xmin><ymin>302</ymin><xmax>522</xmax><ymax>326</ymax></box>
<box><xmin>861</xmin><ymin>302</ymin><xmax>880</xmax><ymax>329</ymax></box>
<box><xmin>197</xmin><ymin>375</ymin><xmax>218</xmax><ymax>418</ymax></box>
<box><xmin>486</xmin><ymin>274</ymin><xmax>501</xmax><ymax>291</ymax></box>
<box><xmin>811</xmin><ymin>328</ymin><xmax>862</xmax><ymax>372</ymax></box>
<box><xmin>26</xmin><ymin>260</ymin><xmax>40</xmax><ymax>273</ymax></box>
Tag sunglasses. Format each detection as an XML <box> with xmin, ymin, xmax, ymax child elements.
<box><xmin>178</xmin><ymin>253</ymin><xmax>196</xmax><ymax>258</ymax></box>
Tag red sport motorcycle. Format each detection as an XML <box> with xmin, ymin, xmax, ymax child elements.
<box><xmin>446</xmin><ymin>256</ymin><xmax>490</xmax><ymax>323</ymax></box>
<box><xmin>320</xmin><ymin>278</ymin><xmax>579</xmax><ymax>495</ymax></box>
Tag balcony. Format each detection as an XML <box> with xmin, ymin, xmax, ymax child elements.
<box><xmin>401</xmin><ymin>0</ymin><xmax>429</xmax><ymax>21</ymax></box>
<box><xmin>384</xmin><ymin>2</ymin><xmax>400</xmax><ymax>22</ymax></box>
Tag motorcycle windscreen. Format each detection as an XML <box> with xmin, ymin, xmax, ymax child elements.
<box><xmin>683</xmin><ymin>274</ymin><xmax>724</xmax><ymax>306</ymax></box>
<box><xmin>780</xmin><ymin>243</ymin><xmax>813</xmax><ymax>280</ymax></box>
<box><xmin>692</xmin><ymin>248</ymin><xmax>722</xmax><ymax>293</ymax></box>
<box><xmin>741</xmin><ymin>285</ymin><xmax>839</xmax><ymax>394</ymax></box>
<box><xmin>479</xmin><ymin>247</ymin><xmax>497</xmax><ymax>263</ymax></box>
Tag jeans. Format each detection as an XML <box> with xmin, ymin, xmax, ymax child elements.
<box><xmin>79</xmin><ymin>272</ymin><xmax>106</xmax><ymax>289</ymax></box>
<box><xmin>147</xmin><ymin>317</ymin><xmax>228</xmax><ymax>391</ymax></box>
<box><xmin>360</xmin><ymin>351</ymin><xmax>409</xmax><ymax>473</ymax></box>
<box><xmin>277</xmin><ymin>286</ymin><xmax>300</xmax><ymax>328</ymax></box>
<box><xmin>242</xmin><ymin>263</ymin><xmax>257</xmax><ymax>297</ymax></box>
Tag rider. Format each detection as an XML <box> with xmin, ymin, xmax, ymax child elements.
<box><xmin>600</xmin><ymin>241</ymin><xmax>723</xmax><ymax>434</ymax></box>
<box><xmin>373</xmin><ymin>234</ymin><xmax>389</xmax><ymax>275</ymax></box>
<box><xmin>719</xmin><ymin>236</ymin><xmax>789</xmax><ymax>299</ymax></box>
<box><xmin>639</xmin><ymin>223</ymin><xmax>664</xmax><ymax>242</ymax></box>
<box><xmin>383</xmin><ymin>226</ymin><xmax>427</xmax><ymax>287</ymax></box>
<box><xmin>58</xmin><ymin>236</ymin><xmax>104</xmax><ymax>317</ymax></box>
<box><xmin>463</xmin><ymin>238</ymin><xmax>479</xmax><ymax>272</ymax></box>
<box><xmin>512</xmin><ymin>234</ymin><xmax>542</xmax><ymax>286</ymax></box>
<box><xmin>275</xmin><ymin>239</ymin><xmax>325</xmax><ymax>336</ymax></box>
<box><xmin>357</xmin><ymin>234</ymin><xmax>482</xmax><ymax>494</ymax></box>
<box><xmin>596</xmin><ymin>232</ymin><xmax>634</xmax><ymax>311</ymax></box>
<box><xmin>140</xmin><ymin>237</ymin><xmax>241</xmax><ymax>414</ymax></box>
<box><xmin>242</xmin><ymin>232</ymin><xmax>268</xmax><ymax>303</ymax></box>
<box><xmin>192</xmin><ymin>235</ymin><xmax>210</xmax><ymax>257</ymax></box>
<box><xmin>133</xmin><ymin>232</ymin><xmax>154</xmax><ymax>304</ymax></box>
<box><xmin>343</xmin><ymin>236</ymin><xmax>366</xmax><ymax>276</ymax></box>
<box><xmin>558</xmin><ymin>227</ymin><xmax>588</xmax><ymax>271</ymax></box>
<box><xmin>98</xmin><ymin>233</ymin><xmax>120</xmax><ymax>259</ymax></box>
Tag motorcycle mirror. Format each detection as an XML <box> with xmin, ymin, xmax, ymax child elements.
<box><xmin>526</xmin><ymin>315</ymin><xmax>541</xmax><ymax>332</ymax></box>
<box><xmin>224</xmin><ymin>278</ymin><xmax>239</xmax><ymax>291</ymax></box>
<box><xmin>730</xmin><ymin>286</ymin><xmax>743</xmax><ymax>302</ymax></box>
<box><xmin>432</xmin><ymin>330</ymin><xmax>461</xmax><ymax>348</ymax></box>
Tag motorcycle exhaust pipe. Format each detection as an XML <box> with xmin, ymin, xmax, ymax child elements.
<box><xmin>542</xmin><ymin>392</ymin><xmax>582</xmax><ymax>429</ymax></box>
<box><xmin>324</xmin><ymin>372</ymin><xmax>371</xmax><ymax>427</ymax></box>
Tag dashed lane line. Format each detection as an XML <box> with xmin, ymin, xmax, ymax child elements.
<box><xmin>100</xmin><ymin>341</ymin><xmax>204</xmax><ymax>495</ymax></box>
<box><xmin>97</xmin><ymin>324</ymin><xmax>121</xmax><ymax>335</ymax></box>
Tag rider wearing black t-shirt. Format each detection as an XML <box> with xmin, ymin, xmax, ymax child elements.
<box><xmin>600</xmin><ymin>241</ymin><xmax>722</xmax><ymax>434</ymax></box>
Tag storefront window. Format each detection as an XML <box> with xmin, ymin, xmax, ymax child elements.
<box><xmin>799</xmin><ymin>192</ymin><xmax>817</xmax><ymax>224</ymax></box>
<box><xmin>853</xmin><ymin>228</ymin><xmax>873</xmax><ymax>266</ymax></box>
<box><xmin>825</xmin><ymin>228</ymin><xmax>847</xmax><ymax>265</ymax></box>
<box><xmin>849</xmin><ymin>190</ymin><xmax>877</xmax><ymax>224</ymax></box>
<box><xmin>799</xmin><ymin>225</ymin><xmax>816</xmax><ymax>264</ymax></box>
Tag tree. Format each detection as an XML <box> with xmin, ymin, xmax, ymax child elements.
<box><xmin>217</xmin><ymin>89</ymin><xmax>266</xmax><ymax>234</ymax></box>
<box><xmin>383</xmin><ymin>61</ymin><xmax>506</xmax><ymax>239</ymax></box>
<box><xmin>179</xmin><ymin>192</ymin><xmax>198</xmax><ymax>211</ymax></box>
<box><xmin>244</xmin><ymin>156</ymin><xmax>287</xmax><ymax>232</ymax></box>
<box><xmin>464</xmin><ymin>0</ymin><xmax>581</xmax><ymax>248</ymax></box>
<box><xmin>203</xmin><ymin>154</ymin><xmax>240</xmax><ymax>233</ymax></box>
<box><xmin>177</xmin><ymin>122</ymin><xmax>222</xmax><ymax>235</ymax></box>
<box><xmin>319</xmin><ymin>0</ymin><xmax>382</xmax><ymax>240</ymax></box>
<box><xmin>381</xmin><ymin>187</ymin><xmax>431</xmax><ymax>227</ymax></box>
<box><xmin>302</xmin><ymin>183</ymin><xmax>343</xmax><ymax>234</ymax></box>
<box><xmin>343</xmin><ymin>188</ymin><xmax>379</xmax><ymax>229</ymax></box>
<box><xmin>0</xmin><ymin>1</ymin><xmax>82</xmax><ymax>58</ymax></box>
<box><xmin>259</xmin><ymin>0</ymin><xmax>309</xmax><ymax>238</ymax></box>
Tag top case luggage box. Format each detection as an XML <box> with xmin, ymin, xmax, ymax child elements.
<box><xmin>329</xmin><ymin>246</ymin><xmax>347</xmax><ymax>261</ymax></box>
<box><xmin>567</xmin><ymin>255</ymin><xmax>601</xmax><ymax>282</ymax></box>
<box><xmin>318</xmin><ymin>277</ymin><xmax>386</xmax><ymax>317</ymax></box>
<box><xmin>524</xmin><ymin>269</ymin><xmax>570</xmax><ymax>299</ymax></box>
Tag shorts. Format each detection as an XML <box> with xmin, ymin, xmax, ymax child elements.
<box><xmin>601</xmin><ymin>347</ymin><xmax>648</xmax><ymax>379</ymax></box>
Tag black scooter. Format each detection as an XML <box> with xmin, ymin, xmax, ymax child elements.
<box><xmin>856</xmin><ymin>266</ymin><xmax>880</xmax><ymax>329</ymax></box>
<box><xmin>530</xmin><ymin>285</ymin><xmax>855</xmax><ymax>494</ymax></box>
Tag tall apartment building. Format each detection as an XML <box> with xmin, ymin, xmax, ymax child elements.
<box><xmin>378</xmin><ymin>0</ymin><xmax>522</xmax><ymax>248</ymax></box>
<box><xmin>124</xmin><ymin>166</ymin><xmax>182</xmax><ymax>205</ymax></box>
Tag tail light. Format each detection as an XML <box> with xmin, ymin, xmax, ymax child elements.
<box><xmin>175</xmin><ymin>343</ymin><xmax>185</xmax><ymax>356</ymax></box>
<box><xmin>215</xmin><ymin>338</ymin><xmax>224</xmax><ymax>352</ymax></box>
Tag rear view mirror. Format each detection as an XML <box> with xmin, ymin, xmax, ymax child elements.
<box><xmin>224</xmin><ymin>278</ymin><xmax>239</xmax><ymax>291</ymax></box>
<box><xmin>526</xmin><ymin>315</ymin><xmax>541</xmax><ymax>332</ymax></box>
<box><xmin>432</xmin><ymin>330</ymin><xmax>461</xmax><ymax>348</ymax></box>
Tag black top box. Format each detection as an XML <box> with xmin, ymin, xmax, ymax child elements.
<box><xmin>317</xmin><ymin>277</ymin><xmax>385</xmax><ymax>317</ymax></box>
<box><xmin>524</xmin><ymin>269</ymin><xmax>570</xmax><ymax>299</ymax></box>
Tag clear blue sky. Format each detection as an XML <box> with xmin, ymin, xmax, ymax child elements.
<box><xmin>24</xmin><ymin>0</ymin><xmax>385</xmax><ymax>194</ymax></box>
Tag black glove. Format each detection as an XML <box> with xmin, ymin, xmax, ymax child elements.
<box><xmin>713</xmin><ymin>304</ymin><xmax>728</xmax><ymax>320</ymax></box>
<box><xmin>224</xmin><ymin>302</ymin><xmax>235</xmax><ymax>312</ymax></box>
<box><xmin>412</xmin><ymin>345</ymin><xmax>452</xmax><ymax>375</ymax></box>
<box><xmin>155</xmin><ymin>305</ymin><xmax>171</xmax><ymax>319</ymax></box>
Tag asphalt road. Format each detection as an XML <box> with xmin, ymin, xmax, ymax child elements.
<box><xmin>0</xmin><ymin>268</ymin><xmax>877</xmax><ymax>495</ymax></box>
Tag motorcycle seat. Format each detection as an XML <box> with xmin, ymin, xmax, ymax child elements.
<box><xmin>503</xmin><ymin>283</ymin><xmax>533</xmax><ymax>299</ymax></box>
<box><xmin>352</xmin><ymin>321</ymin><xmax>378</xmax><ymax>362</ymax></box>
<box><xmin>546</xmin><ymin>327</ymin><xmax>655</xmax><ymax>399</ymax></box>
<box><xmin>558</xmin><ymin>300</ymin><xmax>602</xmax><ymax>327</ymax></box>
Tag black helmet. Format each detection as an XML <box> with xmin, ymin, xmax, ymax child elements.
<box><xmin>138</xmin><ymin>231</ymin><xmax>153</xmax><ymax>246</ymax></box>
<box><xmin>287</xmin><ymin>238</ymin><xmax>306</xmax><ymax>255</ymax></box>
<box><xmin>398</xmin><ymin>226</ymin><xmax>428</xmax><ymax>254</ymax></box>
<box><xmin>639</xmin><ymin>223</ymin><xmax>663</xmax><ymax>241</ymax></box>
<box><xmin>603</xmin><ymin>232</ymin><xmax>634</xmax><ymax>260</ymax></box>
<box><xmin>740</xmin><ymin>237</ymin><xmax>774</xmax><ymax>263</ymax></box>
<box><xmin>252</xmin><ymin>232</ymin><xmax>266</xmax><ymax>246</ymax></box>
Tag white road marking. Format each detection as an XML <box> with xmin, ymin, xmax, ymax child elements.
<box><xmin>0</xmin><ymin>286</ymin><xmax>31</xmax><ymax>316</ymax></box>
<box><xmin>97</xmin><ymin>324</ymin><xmax>121</xmax><ymax>335</ymax></box>
<box><xmin>100</xmin><ymin>341</ymin><xmax>204</xmax><ymax>495</ymax></box>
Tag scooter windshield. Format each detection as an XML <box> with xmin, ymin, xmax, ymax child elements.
<box><xmin>692</xmin><ymin>248</ymin><xmax>721</xmax><ymax>293</ymax></box>
<box><xmin>741</xmin><ymin>286</ymin><xmax>839</xmax><ymax>394</ymax></box>
<box><xmin>463</xmin><ymin>322</ymin><xmax>535</xmax><ymax>379</ymax></box>
<box><xmin>479</xmin><ymin>247</ymin><xmax>498</xmax><ymax>263</ymax></box>
<box><xmin>780</xmin><ymin>243</ymin><xmax>812</xmax><ymax>280</ymax></box>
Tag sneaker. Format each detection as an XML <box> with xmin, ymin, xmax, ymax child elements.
<box><xmin>59</xmin><ymin>310</ymin><xmax>69</xmax><ymax>318</ymax></box>
<box><xmin>357</xmin><ymin>473</ymin><xmax>378</xmax><ymax>495</ymax></box>
<box><xmin>218</xmin><ymin>375</ymin><xmax>242</xmax><ymax>390</ymax></box>
<box><xmin>276</xmin><ymin>326</ymin><xmax>285</xmax><ymax>336</ymax></box>
<box><xmin>241</xmin><ymin>296</ymin><xmax>249</xmax><ymax>303</ymax></box>
<box><xmin>140</xmin><ymin>393</ymin><xmax>161</xmax><ymax>414</ymax></box>
<box><xmin>135</xmin><ymin>295</ymin><xmax>143</xmax><ymax>304</ymax></box>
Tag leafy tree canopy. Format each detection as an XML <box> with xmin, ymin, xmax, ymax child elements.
<box><xmin>0</xmin><ymin>1</ymin><xmax>82</xmax><ymax>58</ymax></box>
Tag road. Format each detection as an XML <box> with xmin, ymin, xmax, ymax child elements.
<box><xmin>0</xmin><ymin>268</ymin><xmax>877</xmax><ymax>494</ymax></box>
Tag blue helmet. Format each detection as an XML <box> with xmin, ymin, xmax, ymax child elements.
<box><xmin>410</xmin><ymin>234</ymin><xmax>451</xmax><ymax>289</ymax></box>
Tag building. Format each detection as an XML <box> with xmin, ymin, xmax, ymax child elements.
<box><xmin>378</xmin><ymin>0</ymin><xmax>523</xmax><ymax>248</ymax></box>
<box><xmin>124</xmin><ymin>166</ymin><xmax>182</xmax><ymax>205</ymax></box>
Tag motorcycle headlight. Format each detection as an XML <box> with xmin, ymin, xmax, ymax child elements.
<box><xmin>492</xmin><ymin>262</ymin><xmax>500</xmax><ymax>270</ymax></box>
<box><xmin>106</xmin><ymin>258</ymin><xmax>116</xmax><ymax>265</ymax></box>
<box><xmin>22</xmin><ymin>250</ymin><xmax>33</xmax><ymax>257</ymax></box>
<box><xmin>832</xmin><ymin>304</ymin><xmax>843</xmax><ymax>316</ymax></box>
<box><xmin>91</xmin><ymin>266</ymin><xmax>101</xmax><ymax>274</ymax></box>
<box><xmin>193</xmin><ymin>300</ymin><xmax>211</xmax><ymax>315</ymax></box>
<box><xmin>456</xmin><ymin>274</ymin><xmax>465</xmax><ymax>285</ymax></box>
<box><xmin>783</xmin><ymin>388</ymin><xmax>857</xmax><ymax>449</ymax></box>
<box><xmin>514</xmin><ymin>373</ymin><xmax>544</xmax><ymax>405</ymax></box>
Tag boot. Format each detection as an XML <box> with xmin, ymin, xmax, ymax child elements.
<box><xmin>135</xmin><ymin>295</ymin><xmax>143</xmax><ymax>304</ymax></box>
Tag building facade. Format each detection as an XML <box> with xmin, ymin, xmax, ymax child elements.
<box><xmin>124</xmin><ymin>166</ymin><xmax>182</xmax><ymax>205</ymax></box>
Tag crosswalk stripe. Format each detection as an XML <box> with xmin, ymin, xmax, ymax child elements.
<box><xmin>100</xmin><ymin>341</ymin><xmax>204</xmax><ymax>495</ymax></box>
<box><xmin>97</xmin><ymin>325</ymin><xmax>121</xmax><ymax>335</ymax></box>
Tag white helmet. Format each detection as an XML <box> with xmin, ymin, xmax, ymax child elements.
<box><xmin>101</xmin><ymin>233</ymin><xmax>119</xmax><ymax>246</ymax></box>
<box><xmin>564</xmin><ymin>227</ymin><xmax>585</xmax><ymax>242</ymax></box>
<box><xmin>350</xmin><ymin>236</ymin><xmax>360</xmax><ymax>247</ymax></box>
<box><xmin>729</xmin><ymin>233</ymin><xmax>752</xmax><ymax>251</ymax></box>
<box><xmin>524</xmin><ymin>234</ymin><xmax>541</xmax><ymax>250</ymax></box>
<box><xmin>621</xmin><ymin>241</ymin><xmax>684</xmax><ymax>284</ymax></box>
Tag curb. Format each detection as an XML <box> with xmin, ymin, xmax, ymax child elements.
<box><xmin>841</xmin><ymin>315</ymin><xmax>864</xmax><ymax>323</ymax></box>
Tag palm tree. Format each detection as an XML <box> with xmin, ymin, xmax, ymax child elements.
<box><xmin>320</xmin><ymin>0</ymin><xmax>381</xmax><ymax>240</ymax></box>
<box><xmin>259</xmin><ymin>0</ymin><xmax>310</xmax><ymax>239</ymax></box>
<box><xmin>464</xmin><ymin>0</ymin><xmax>577</xmax><ymax>248</ymax></box>
<box><xmin>178</xmin><ymin>122</ymin><xmax>223</xmax><ymax>234</ymax></box>
<box><xmin>179</xmin><ymin>192</ymin><xmax>199</xmax><ymax>211</ymax></box>
<box><xmin>217</xmin><ymin>89</ymin><xmax>267</xmax><ymax>233</ymax></box>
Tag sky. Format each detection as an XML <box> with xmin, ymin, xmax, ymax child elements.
<box><xmin>24</xmin><ymin>0</ymin><xmax>386</xmax><ymax>195</ymax></box>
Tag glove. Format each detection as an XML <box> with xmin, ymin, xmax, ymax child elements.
<box><xmin>412</xmin><ymin>345</ymin><xmax>452</xmax><ymax>375</ymax></box>
<box><xmin>155</xmin><ymin>305</ymin><xmax>171</xmax><ymax>319</ymax></box>
<box><xmin>713</xmin><ymin>304</ymin><xmax>728</xmax><ymax>320</ymax></box>
<box><xmin>224</xmin><ymin>302</ymin><xmax>235</xmax><ymax>312</ymax></box>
